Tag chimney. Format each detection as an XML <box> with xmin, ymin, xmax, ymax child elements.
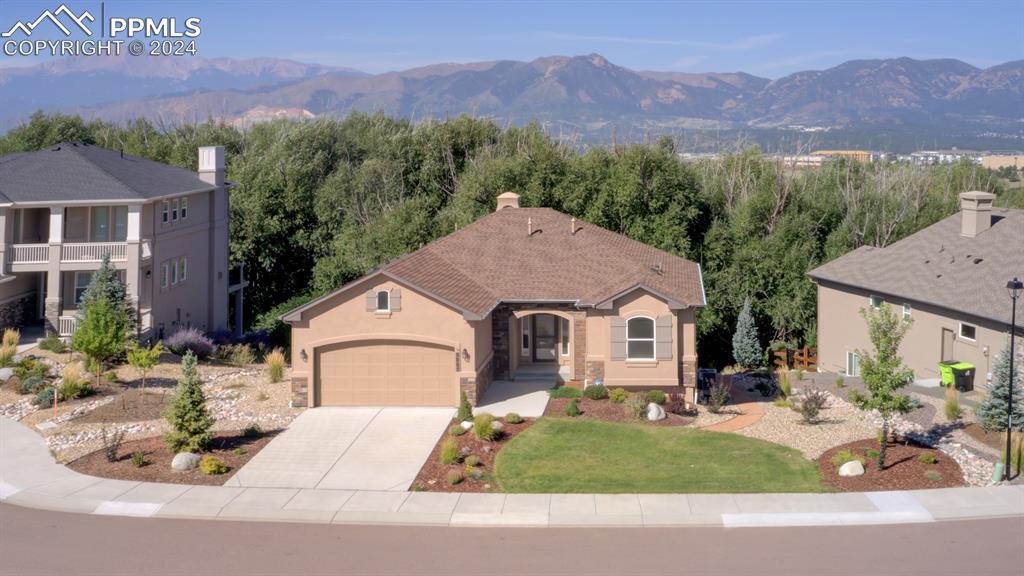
<box><xmin>198</xmin><ymin>146</ymin><xmax>225</xmax><ymax>187</ymax></box>
<box><xmin>959</xmin><ymin>191</ymin><xmax>996</xmax><ymax>237</ymax></box>
<box><xmin>496</xmin><ymin>192</ymin><xmax>520</xmax><ymax>211</ymax></box>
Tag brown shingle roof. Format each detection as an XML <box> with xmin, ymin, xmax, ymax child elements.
<box><xmin>381</xmin><ymin>207</ymin><xmax>704</xmax><ymax>318</ymax></box>
<box><xmin>808</xmin><ymin>207</ymin><xmax>1024</xmax><ymax>328</ymax></box>
<box><xmin>285</xmin><ymin>206</ymin><xmax>705</xmax><ymax>321</ymax></box>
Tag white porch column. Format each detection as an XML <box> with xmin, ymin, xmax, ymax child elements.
<box><xmin>125</xmin><ymin>205</ymin><xmax>142</xmax><ymax>336</ymax></box>
<box><xmin>0</xmin><ymin>207</ymin><xmax>8</xmax><ymax>276</ymax></box>
<box><xmin>45</xmin><ymin>206</ymin><xmax>64</xmax><ymax>334</ymax></box>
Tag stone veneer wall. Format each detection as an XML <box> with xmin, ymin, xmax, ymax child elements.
<box><xmin>490</xmin><ymin>306</ymin><xmax>512</xmax><ymax>380</ymax></box>
<box><xmin>571</xmin><ymin>310</ymin><xmax>586</xmax><ymax>381</ymax></box>
<box><xmin>679</xmin><ymin>358</ymin><xmax>698</xmax><ymax>404</ymax></box>
<box><xmin>0</xmin><ymin>293</ymin><xmax>36</xmax><ymax>333</ymax></box>
<box><xmin>290</xmin><ymin>376</ymin><xmax>309</xmax><ymax>408</ymax></box>
<box><xmin>460</xmin><ymin>355</ymin><xmax>494</xmax><ymax>406</ymax></box>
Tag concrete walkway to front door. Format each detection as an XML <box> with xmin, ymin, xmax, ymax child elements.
<box><xmin>474</xmin><ymin>364</ymin><xmax>562</xmax><ymax>418</ymax></box>
<box><xmin>227</xmin><ymin>407</ymin><xmax>453</xmax><ymax>491</ymax></box>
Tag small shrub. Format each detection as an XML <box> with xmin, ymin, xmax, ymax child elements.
<box><xmin>623</xmin><ymin>394</ymin><xmax>646</xmax><ymax>420</ymax></box>
<box><xmin>58</xmin><ymin>379</ymin><xmax>94</xmax><ymax>401</ymax></box>
<box><xmin>772</xmin><ymin>398</ymin><xmax>791</xmax><ymax>408</ymax></box>
<box><xmin>917</xmin><ymin>452</ymin><xmax>938</xmax><ymax>465</ymax></box>
<box><xmin>165</xmin><ymin>327</ymin><xmax>215</xmax><ymax>358</ymax></box>
<box><xmin>221</xmin><ymin>343</ymin><xmax>256</xmax><ymax>366</ymax></box>
<box><xmin>664</xmin><ymin>394</ymin><xmax>690</xmax><ymax>416</ymax></box>
<box><xmin>866</xmin><ymin>448</ymin><xmax>879</xmax><ymax>459</ymax></box>
<box><xmin>473</xmin><ymin>413</ymin><xmax>497</xmax><ymax>441</ymax></box>
<box><xmin>448</xmin><ymin>424</ymin><xmax>467</xmax><ymax>436</ymax></box>
<box><xmin>104</xmin><ymin>370</ymin><xmax>119</xmax><ymax>383</ymax></box>
<box><xmin>200</xmin><ymin>456</ymin><xmax>229</xmax><ymax>475</ymax></box>
<box><xmin>582</xmin><ymin>384</ymin><xmax>609</xmax><ymax>400</ymax></box>
<box><xmin>255</xmin><ymin>391</ymin><xmax>269</xmax><ymax>401</ymax></box>
<box><xmin>131</xmin><ymin>452</ymin><xmax>146</xmax><ymax>468</ymax></box>
<box><xmin>457</xmin><ymin>391</ymin><xmax>473</xmax><ymax>422</ymax></box>
<box><xmin>944</xmin><ymin>387</ymin><xmax>962</xmax><ymax>421</ymax></box>
<box><xmin>38</xmin><ymin>332</ymin><xmax>67</xmax><ymax>353</ymax></box>
<box><xmin>233</xmin><ymin>447</ymin><xmax>247</xmax><ymax>456</ymax></box>
<box><xmin>14</xmin><ymin>359</ymin><xmax>49</xmax><ymax>381</ymax></box>
<box><xmin>645</xmin><ymin>390</ymin><xmax>667</xmax><ymax>405</ymax></box>
<box><xmin>564</xmin><ymin>398</ymin><xmax>581</xmax><ymax>417</ymax></box>
<box><xmin>835</xmin><ymin>375</ymin><xmax>845</xmax><ymax>388</ymax></box>
<box><xmin>609</xmin><ymin>388</ymin><xmax>629</xmax><ymax>403</ymax></box>
<box><xmin>831</xmin><ymin>449</ymin><xmax>864</xmax><ymax>469</ymax></box>
<box><xmin>923</xmin><ymin>470</ymin><xmax>943</xmax><ymax>482</ymax></box>
<box><xmin>707</xmin><ymin>381</ymin><xmax>731</xmax><ymax>414</ymax></box>
<box><xmin>19</xmin><ymin>375</ymin><xmax>45</xmax><ymax>395</ymax></box>
<box><xmin>795</xmin><ymin>369</ymin><xmax>805</xmax><ymax>381</ymax></box>
<box><xmin>794</xmin><ymin>388</ymin><xmax>829</xmax><ymax>424</ymax></box>
<box><xmin>439</xmin><ymin>438</ymin><xmax>460</xmax><ymax>465</ymax></box>
<box><xmin>0</xmin><ymin>344</ymin><xmax>15</xmax><ymax>367</ymax></box>
<box><xmin>242</xmin><ymin>423</ymin><xmax>263</xmax><ymax>438</ymax></box>
<box><xmin>265</xmin><ymin>348</ymin><xmax>286</xmax><ymax>382</ymax></box>
<box><xmin>549</xmin><ymin>386</ymin><xmax>582</xmax><ymax>399</ymax></box>
<box><xmin>446</xmin><ymin>469</ymin><xmax>464</xmax><ymax>485</ymax></box>
<box><xmin>464</xmin><ymin>455</ymin><xmax>480</xmax><ymax>467</ymax></box>
<box><xmin>33</xmin><ymin>387</ymin><xmax>55</xmax><ymax>408</ymax></box>
<box><xmin>504</xmin><ymin>412</ymin><xmax>523</xmax><ymax>424</ymax></box>
<box><xmin>100</xmin><ymin>426</ymin><xmax>126</xmax><ymax>463</ymax></box>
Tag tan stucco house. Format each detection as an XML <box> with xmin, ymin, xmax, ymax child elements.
<box><xmin>284</xmin><ymin>193</ymin><xmax>706</xmax><ymax>408</ymax></box>
<box><xmin>0</xmin><ymin>143</ymin><xmax>242</xmax><ymax>339</ymax></box>
<box><xmin>809</xmin><ymin>191</ymin><xmax>1024</xmax><ymax>388</ymax></box>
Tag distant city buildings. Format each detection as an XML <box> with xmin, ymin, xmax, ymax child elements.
<box><xmin>676</xmin><ymin>149</ymin><xmax>1023</xmax><ymax>172</ymax></box>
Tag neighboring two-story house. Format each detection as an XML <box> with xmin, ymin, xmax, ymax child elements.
<box><xmin>0</xmin><ymin>143</ymin><xmax>238</xmax><ymax>340</ymax></box>
<box><xmin>809</xmin><ymin>191</ymin><xmax>1024</xmax><ymax>389</ymax></box>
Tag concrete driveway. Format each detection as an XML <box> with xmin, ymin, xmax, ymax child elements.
<box><xmin>227</xmin><ymin>407</ymin><xmax>453</xmax><ymax>491</ymax></box>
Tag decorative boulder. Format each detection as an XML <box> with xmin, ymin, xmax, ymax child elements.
<box><xmin>492</xmin><ymin>421</ymin><xmax>504</xmax><ymax>432</ymax></box>
<box><xmin>171</xmin><ymin>452</ymin><xmax>201</xmax><ymax>471</ymax></box>
<box><xmin>460</xmin><ymin>421</ymin><xmax>474</xmax><ymax>431</ymax></box>
<box><xmin>646</xmin><ymin>403</ymin><xmax>666</xmax><ymax>421</ymax></box>
<box><xmin>838</xmin><ymin>460</ymin><xmax>865</xmax><ymax>477</ymax></box>
<box><xmin>0</xmin><ymin>367</ymin><xmax>13</xmax><ymax>382</ymax></box>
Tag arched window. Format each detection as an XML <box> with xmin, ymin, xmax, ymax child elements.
<box><xmin>376</xmin><ymin>290</ymin><xmax>390</xmax><ymax>312</ymax></box>
<box><xmin>626</xmin><ymin>317</ymin><xmax>655</xmax><ymax>360</ymax></box>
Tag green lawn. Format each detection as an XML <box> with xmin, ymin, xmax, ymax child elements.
<box><xmin>494</xmin><ymin>419</ymin><xmax>825</xmax><ymax>493</ymax></box>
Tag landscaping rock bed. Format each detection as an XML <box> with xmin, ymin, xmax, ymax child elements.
<box><xmin>412</xmin><ymin>417</ymin><xmax>534</xmax><ymax>492</ymax></box>
<box><xmin>66</xmin><ymin>429</ymin><xmax>279</xmax><ymax>486</ymax></box>
<box><xmin>544</xmin><ymin>397</ymin><xmax>695</xmax><ymax>426</ymax></box>
<box><xmin>736</xmin><ymin>392</ymin><xmax>879</xmax><ymax>458</ymax></box>
<box><xmin>817</xmin><ymin>438</ymin><xmax>965</xmax><ymax>491</ymax></box>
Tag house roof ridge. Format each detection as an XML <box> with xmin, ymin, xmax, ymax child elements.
<box><xmin>61</xmin><ymin>143</ymin><xmax>142</xmax><ymax>199</ymax></box>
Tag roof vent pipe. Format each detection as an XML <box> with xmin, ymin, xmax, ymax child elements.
<box><xmin>528</xmin><ymin>217</ymin><xmax>533</xmax><ymax>236</ymax></box>
<box><xmin>571</xmin><ymin>217</ymin><xmax>577</xmax><ymax>235</ymax></box>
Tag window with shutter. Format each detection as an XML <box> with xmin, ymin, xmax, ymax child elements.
<box><xmin>626</xmin><ymin>317</ymin><xmax>655</xmax><ymax>360</ymax></box>
<box><xmin>610</xmin><ymin>317</ymin><xmax>627</xmax><ymax>360</ymax></box>
<box><xmin>390</xmin><ymin>287</ymin><xmax>402</xmax><ymax>311</ymax></box>
<box><xmin>655</xmin><ymin>315</ymin><xmax>673</xmax><ymax>360</ymax></box>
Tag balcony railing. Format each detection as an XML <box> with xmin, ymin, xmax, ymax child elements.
<box><xmin>58</xmin><ymin>316</ymin><xmax>78</xmax><ymax>337</ymax></box>
<box><xmin>61</xmin><ymin>242</ymin><xmax>127</xmax><ymax>263</ymax></box>
<box><xmin>7</xmin><ymin>244</ymin><xmax>49</xmax><ymax>264</ymax></box>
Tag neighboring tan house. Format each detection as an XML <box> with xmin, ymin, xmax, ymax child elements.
<box><xmin>0</xmin><ymin>143</ymin><xmax>242</xmax><ymax>339</ymax></box>
<box><xmin>809</xmin><ymin>191</ymin><xmax>1024</xmax><ymax>388</ymax></box>
<box><xmin>283</xmin><ymin>192</ymin><xmax>705</xmax><ymax>408</ymax></box>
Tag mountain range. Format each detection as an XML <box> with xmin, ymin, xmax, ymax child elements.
<box><xmin>0</xmin><ymin>53</ymin><xmax>1020</xmax><ymax>147</ymax></box>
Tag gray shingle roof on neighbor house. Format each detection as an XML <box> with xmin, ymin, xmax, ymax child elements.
<box><xmin>0</xmin><ymin>142</ymin><xmax>214</xmax><ymax>204</ymax></box>
<box><xmin>808</xmin><ymin>207</ymin><xmax>1024</xmax><ymax>328</ymax></box>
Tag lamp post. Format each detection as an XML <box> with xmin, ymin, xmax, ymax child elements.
<box><xmin>1006</xmin><ymin>277</ymin><xmax>1023</xmax><ymax>481</ymax></box>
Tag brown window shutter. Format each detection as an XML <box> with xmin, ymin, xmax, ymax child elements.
<box><xmin>610</xmin><ymin>317</ymin><xmax>627</xmax><ymax>360</ymax></box>
<box><xmin>655</xmin><ymin>315</ymin><xmax>673</xmax><ymax>360</ymax></box>
<box><xmin>390</xmin><ymin>287</ymin><xmax>402</xmax><ymax>311</ymax></box>
<box><xmin>365</xmin><ymin>290</ymin><xmax>376</xmax><ymax>311</ymax></box>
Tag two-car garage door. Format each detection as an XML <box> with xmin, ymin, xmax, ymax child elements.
<box><xmin>315</xmin><ymin>340</ymin><xmax>457</xmax><ymax>406</ymax></box>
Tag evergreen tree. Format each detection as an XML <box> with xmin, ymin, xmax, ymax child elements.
<box><xmin>78</xmin><ymin>253</ymin><xmax>137</xmax><ymax>331</ymax></box>
<box><xmin>849</xmin><ymin>304</ymin><xmax>915</xmax><ymax>469</ymax></box>
<box><xmin>164</xmin><ymin>351</ymin><xmax>215</xmax><ymax>452</ymax></box>
<box><xmin>732</xmin><ymin>297</ymin><xmax>761</xmax><ymax>369</ymax></box>
<box><xmin>976</xmin><ymin>345</ymin><xmax>1024</xmax><ymax>432</ymax></box>
<box><xmin>71</xmin><ymin>299</ymin><xmax>129</xmax><ymax>386</ymax></box>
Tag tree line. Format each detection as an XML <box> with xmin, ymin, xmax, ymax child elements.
<box><xmin>1</xmin><ymin>112</ymin><xmax>1015</xmax><ymax>367</ymax></box>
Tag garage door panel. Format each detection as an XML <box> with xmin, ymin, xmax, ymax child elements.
<box><xmin>316</xmin><ymin>340</ymin><xmax>455</xmax><ymax>407</ymax></box>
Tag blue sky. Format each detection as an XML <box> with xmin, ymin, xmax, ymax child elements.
<box><xmin>1</xmin><ymin>0</ymin><xmax>1021</xmax><ymax>75</ymax></box>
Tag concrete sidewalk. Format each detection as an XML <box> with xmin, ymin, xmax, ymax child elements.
<box><xmin>2</xmin><ymin>418</ymin><xmax>1022</xmax><ymax>527</ymax></box>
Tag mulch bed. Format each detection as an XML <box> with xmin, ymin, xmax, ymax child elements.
<box><xmin>66</xmin><ymin>430</ymin><xmax>279</xmax><ymax>486</ymax></box>
<box><xmin>74</xmin><ymin>388</ymin><xmax>173</xmax><ymax>424</ymax></box>
<box><xmin>412</xmin><ymin>418</ymin><xmax>534</xmax><ymax>492</ymax></box>
<box><xmin>817</xmin><ymin>438</ymin><xmax>965</xmax><ymax>492</ymax></box>
<box><xmin>544</xmin><ymin>397</ymin><xmax>696</xmax><ymax>426</ymax></box>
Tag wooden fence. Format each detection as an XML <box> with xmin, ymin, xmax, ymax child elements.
<box><xmin>773</xmin><ymin>347</ymin><xmax>818</xmax><ymax>371</ymax></box>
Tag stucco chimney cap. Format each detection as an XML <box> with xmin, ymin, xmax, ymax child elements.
<box><xmin>496</xmin><ymin>192</ymin><xmax>520</xmax><ymax>211</ymax></box>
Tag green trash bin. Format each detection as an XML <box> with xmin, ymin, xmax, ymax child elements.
<box><xmin>951</xmin><ymin>362</ymin><xmax>975</xmax><ymax>392</ymax></box>
<box><xmin>938</xmin><ymin>361</ymin><xmax>957</xmax><ymax>387</ymax></box>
